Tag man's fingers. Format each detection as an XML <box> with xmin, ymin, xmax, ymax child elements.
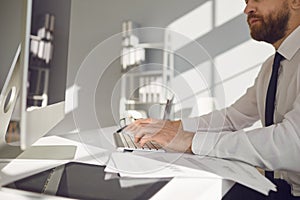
<box><xmin>124</xmin><ymin>118</ymin><xmax>164</xmax><ymax>145</ymax></box>
<box><xmin>139</xmin><ymin>136</ymin><xmax>153</xmax><ymax>147</ymax></box>
<box><xmin>135</xmin><ymin>130</ymin><xmax>158</xmax><ymax>145</ymax></box>
<box><xmin>134</xmin><ymin>131</ymin><xmax>146</xmax><ymax>143</ymax></box>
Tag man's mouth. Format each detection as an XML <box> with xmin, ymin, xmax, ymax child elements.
<box><xmin>248</xmin><ymin>17</ymin><xmax>261</xmax><ymax>26</ymax></box>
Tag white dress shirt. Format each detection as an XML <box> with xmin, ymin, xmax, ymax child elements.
<box><xmin>182</xmin><ymin>25</ymin><xmax>300</xmax><ymax>196</ymax></box>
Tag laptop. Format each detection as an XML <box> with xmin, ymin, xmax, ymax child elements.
<box><xmin>114</xmin><ymin>96</ymin><xmax>174</xmax><ymax>152</ymax></box>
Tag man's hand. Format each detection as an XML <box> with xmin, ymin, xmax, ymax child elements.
<box><xmin>124</xmin><ymin>118</ymin><xmax>195</xmax><ymax>153</ymax></box>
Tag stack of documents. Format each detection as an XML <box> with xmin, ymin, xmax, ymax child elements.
<box><xmin>105</xmin><ymin>152</ymin><xmax>276</xmax><ymax>195</ymax></box>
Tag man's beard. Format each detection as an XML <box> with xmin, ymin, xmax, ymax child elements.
<box><xmin>248</xmin><ymin>3</ymin><xmax>290</xmax><ymax>44</ymax></box>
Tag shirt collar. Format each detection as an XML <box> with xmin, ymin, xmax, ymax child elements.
<box><xmin>277</xmin><ymin>25</ymin><xmax>300</xmax><ymax>61</ymax></box>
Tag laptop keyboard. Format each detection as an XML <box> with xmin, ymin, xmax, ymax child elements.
<box><xmin>114</xmin><ymin>131</ymin><xmax>165</xmax><ymax>152</ymax></box>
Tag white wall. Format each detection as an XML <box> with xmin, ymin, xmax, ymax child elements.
<box><xmin>60</xmin><ymin>0</ymin><xmax>209</xmax><ymax>132</ymax></box>
<box><xmin>170</xmin><ymin>0</ymin><xmax>274</xmax><ymax>121</ymax></box>
<box><xmin>1</xmin><ymin>0</ymin><xmax>275</xmax><ymax>134</ymax></box>
<box><xmin>51</xmin><ymin>0</ymin><xmax>275</xmax><ymax>134</ymax></box>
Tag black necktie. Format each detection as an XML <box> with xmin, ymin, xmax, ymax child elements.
<box><xmin>265</xmin><ymin>52</ymin><xmax>284</xmax><ymax>180</ymax></box>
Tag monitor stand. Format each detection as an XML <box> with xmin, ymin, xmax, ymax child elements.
<box><xmin>0</xmin><ymin>144</ymin><xmax>23</xmax><ymax>160</ymax></box>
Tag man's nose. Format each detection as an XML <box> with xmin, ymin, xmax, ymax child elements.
<box><xmin>244</xmin><ymin>1</ymin><xmax>256</xmax><ymax>15</ymax></box>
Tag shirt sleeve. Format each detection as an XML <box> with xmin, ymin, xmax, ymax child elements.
<box><xmin>191</xmin><ymin>94</ymin><xmax>300</xmax><ymax>172</ymax></box>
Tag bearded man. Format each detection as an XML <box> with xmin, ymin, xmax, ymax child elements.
<box><xmin>126</xmin><ymin>0</ymin><xmax>300</xmax><ymax>199</ymax></box>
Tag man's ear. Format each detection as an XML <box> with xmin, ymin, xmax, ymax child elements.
<box><xmin>291</xmin><ymin>0</ymin><xmax>300</xmax><ymax>10</ymax></box>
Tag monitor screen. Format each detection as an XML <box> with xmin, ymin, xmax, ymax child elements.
<box><xmin>0</xmin><ymin>0</ymin><xmax>75</xmax><ymax>159</ymax></box>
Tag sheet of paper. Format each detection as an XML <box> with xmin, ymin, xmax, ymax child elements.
<box><xmin>134</xmin><ymin>152</ymin><xmax>276</xmax><ymax>195</ymax></box>
<box><xmin>105</xmin><ymin>156</ymin><xmax>169</xmax><ymax>188</ymax></box>
<box><xmin>106</xmin><ymin>152</ymin><xmax>221</xmax><ymax>179</ymax></box>
<box><xmin>107</xmin><ymin>152</ymin><xmax>276</xmax><ymax>195</ymax></box>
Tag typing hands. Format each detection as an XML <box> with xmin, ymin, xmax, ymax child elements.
<box><xmin>124</xmin><ymin>118</ymin><xmax>194</xmax><ymax>153</ymax></box>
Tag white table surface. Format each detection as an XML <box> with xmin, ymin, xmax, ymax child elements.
<box><xmin>0</xmin><ymin>126</ymin><xmax>235</xmax><ymax>199</ymax></box>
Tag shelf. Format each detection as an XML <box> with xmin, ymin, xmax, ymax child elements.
<box><xmin>136</xmin><ymin>43</ymin><xmax>164</xmax><ymax>49</ymax></box>
<box><xmin>119</xmin><ymin>23</ymin><xmax>174</xmax><ymax>119</ymax></box>
<box><xmin>125</xmin><ymin>100</ymin><xmax>167</xmax><ymax>105</ymax></box>
<box><xmin>125</xmin><ymin>70</ymin><xmax>164</xmax><ymax>77</ymax></box>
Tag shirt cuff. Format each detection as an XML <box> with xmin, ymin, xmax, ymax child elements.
<box><xmin>181</xmin><ymin>117</ymin><xmax>199</xmax><ymax>132</ymax></box>
<box><xmin>191</xmin><ymin>131</ymin><xmax>220</xmax><ymax>156</ymax></box>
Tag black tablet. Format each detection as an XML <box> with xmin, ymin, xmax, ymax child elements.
<box><xmin>5</xmin><ymin>162</ymin><xmax>168</xmax><ymax>200</ymax></box>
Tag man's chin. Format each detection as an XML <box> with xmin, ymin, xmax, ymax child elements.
<box><xmin>250</xmin><ymin>31</ymin><xmax>265</xmax><ymax>42</ymax></box>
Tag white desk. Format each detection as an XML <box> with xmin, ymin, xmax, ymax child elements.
<box><xmin>0</xmin><ymin>126</ymin><xmax>235</xmax><ymax>199</ymax></box>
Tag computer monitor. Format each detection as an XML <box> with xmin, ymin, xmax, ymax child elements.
<box><xmin>0</xmin><ymin>0</ymin><xmax>76</xmax><ymax>159</ymax></box>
